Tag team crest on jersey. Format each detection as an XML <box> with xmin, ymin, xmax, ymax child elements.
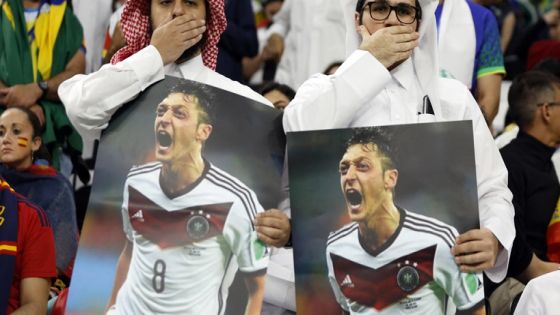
<box><xmin>186</xmin><ymin>211</ymin><xmax>211</xmax><ymax>240</ymax></box>
<box><xmin>396</xmin><ymin>261</ymin><xmax>420</xmax><ymax>292</ymax></box>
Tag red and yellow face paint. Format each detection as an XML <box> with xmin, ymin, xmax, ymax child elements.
<box><xmin>16</xmin><ymin>137</ymin><xmax>29</xmax><ymax>147</ymax></box>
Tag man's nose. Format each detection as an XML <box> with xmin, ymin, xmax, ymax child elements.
<box><xmin>160</xmin><ymin>110</ymin><xmax>173</xmax><ymax>124</ymax></box>
<box><xmin>172</xmin><ymin>1</ymin><xmax>186</xmax><ymax>18</ymax></box>
<box><xmin>385</xmin><ymin>9</ymin><xmax>400</xmax><ymax>25</ymax></box>
<box><xmin>346</xmin><ymin>165</ymin><xmax>357</xmax><ymax>181</ymax></box>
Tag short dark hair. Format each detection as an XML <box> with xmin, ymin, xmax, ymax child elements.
<box><xmin>346</xmin><ymin>127</ymin><xmax>396</xmax><ymax>171</ymax></box>
<box><xmin>533</xmin><ymin>58</ymin><xmax>560</xmax><ymax>79</ymax></box>
<box><xmin>508</xmin><ymin>71</ymin><xmax>560</xmax><ymax>129</ymax></box>
<box><xmin>355</xmin><ymin>0</ymin><xmax>422</xmax><ymax>21</ymax></box>
<box><xmin>168</xmin><ymin>82</ymin><xmax>214</xmax><ymax>124</ymax></box>
<box><xmin>259</xmin><ymin>82</ymin><xmax>296</xmax><ymax>101</ymax></box>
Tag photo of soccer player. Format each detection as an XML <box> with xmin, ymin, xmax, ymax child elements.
<box><xmin>288</xmin><ymin>122</ymin><xmax>485</xmax><ymax>315</ymax></box>
<box><xmin>66</xmin><ymin>77</ymin><xmax>284</xmax><ymax>315</ymax></box>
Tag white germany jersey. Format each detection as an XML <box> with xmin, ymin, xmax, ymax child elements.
<box><xmin>326</xmin><ymin>207</ymin><xmax>484</xmax><ymax>314</ymax></box>
<box><xmin>115</xmin><ymin>161</ymin><xmax>269</xmax><ymax>315</ymax></box>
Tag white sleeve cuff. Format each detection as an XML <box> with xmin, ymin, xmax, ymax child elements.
<box><xmin>122</xmin><ymin>45</ymin><xmax>165</xmax><ymax>91</ymax></box>
<box><xmin>337</xmin><ymin>50</ymin><xmax>392</xmax><ymax>102</ymax></box>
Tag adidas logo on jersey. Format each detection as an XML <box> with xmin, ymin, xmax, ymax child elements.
<box><xmin>131</xmin><ymin>209</ymin><xmax>144</xmax><ymax>222</ymax></box>
<box><xmin>340</xmin><ymin>274</ymin><xmax>354</xmax><ymax>288</ymax></box>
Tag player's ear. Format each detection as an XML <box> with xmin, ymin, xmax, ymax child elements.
<box><xmin>196</xmin><ymin>123</ymin><xmax>213</xmax><ymax>141</ymax></box>
<box><xmin>384</xmin><ymin>169</ymin><xmax>398</xmax><ymax>189</ymax></box>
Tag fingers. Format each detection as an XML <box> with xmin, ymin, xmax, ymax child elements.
<box><xmin>452</xmin><ymin>239</ymin><xmax>487</xmax><ymax>256</ymax></box>
<box><xmin>254</xmin><ymin>216</ymin><xmax>284</xmax><ymax>229</ymax></box>
<box><xmin>359</xmin><ymin>25</ymin><xmax>418</xmax><ymax>69</ymax></box>
<box><xmin>455</xmin><ymin>250</ymin><xmax>494</xmax><ymax>273</ymax></box>
<box><xmin>254</xmin><ymin>209</ymin><xmax>290</xmax><ymax>230</ymax></box>
<box><xmin>455</xmin><ymin>229</ymin><xmax>482</xmax><ymax>245</ymax></box>
<box><xmin>385</xmin><ymin>25</ymin><xmax>416</xmax><ymax>35</ymax></box>
<box><xmin>257</xmin><ymin>231</ymin><xmax>283</xmax><ymax>247</ymax></box>
<box><xmin>394</xmin><ymin>32</ymin><xmax>419</xmax><ymax>44</ymax></box>
<box><xmin>256</xmin><ymin>226</ymin><xmax>284</xmax><ymax>239</ymax></box>
<box><xmin>359</xmin><ymin>25</ymin><xmax>371</xmax><ymax>39</ymax></box>
<box><xmin>256</xmin><ymin>208</ymin><xmax>284</xmax><ymax>217</ymax></box>
<box><xmin>452</xmin><ymin>228</ymin><xmax>498</xmax><ymax>272</ymax></box>
<box><xmin>256</xmin><ymin>226</ymin><xmax>288</xmax><ymax>247</ymax></box>
<box><xmin>255</xmin><ymin>209</ymin><xmax>291</xmax><ymax>247</ymax></box>
<box><xmin>393</xmin><ymin>40</ymin><xmax>418</xmax><ymax>53</ymax></box>
<box><xmin>151</xmin><ymin>15</ymin><xmax>206</xmax><ymax>64</ymax></box>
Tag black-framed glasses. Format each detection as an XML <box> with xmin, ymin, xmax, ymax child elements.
<box><xmin>363</xmin><ymin>1</ymin><xmax>420</xmax><ymax>24</ymax></box>
<box><xmin>536</xmin><ymin>101</ymin><xmax>560</xmax><ymax>107</ymax></box>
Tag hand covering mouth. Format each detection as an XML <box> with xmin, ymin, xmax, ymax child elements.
<box><xmin>157</xmin><ymin>130</ymin><xmax>172</xmax><ymax>148</ymax></box>
<box><xmin>345</xmin><ymin>189</ymin><xmax>363</xmax><ymax>206</ymax></box>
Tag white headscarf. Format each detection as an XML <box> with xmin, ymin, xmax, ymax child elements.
<box><xmin>341</xmin><ymin>0</ymin><xmax>442</xmax><ymax>119</ymax></box>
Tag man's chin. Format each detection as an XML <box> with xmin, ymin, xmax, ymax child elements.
<box><xmin>348</xmin><ymin>206</ymin><xmax>365</xmax><ymax>221</ymax></box>
<box><xmin>175</xmin><ymin>41</ymin><xmax>203</xmax><ymax>64</ymax></box>
<box><xmin>155</xmin><ymin>152</ymin><xmax>172</xmax><ymax>163</ymax></box>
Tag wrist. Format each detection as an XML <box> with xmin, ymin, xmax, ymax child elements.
<box><xmin>36</xmin><ymin>80</ymin><xmax>48</xmax><ymax>99</ymax></box>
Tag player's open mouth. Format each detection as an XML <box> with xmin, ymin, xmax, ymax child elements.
<box><xmin>345</xmin><ymin>189</ymin><xmax>362</xmax><ymax>210</ymax></box>
<box><xmin>157</xmin><ymin>130</ymin><xmax>173</xmax><ymax>149</ymax></box>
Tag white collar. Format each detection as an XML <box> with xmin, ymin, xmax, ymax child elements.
<box><xmin>391</xmin><ymin>58</ymin><xmax>414</xmax><ymax>91</ymax></box>
<box><xmin>164</xmin><ymin>54</ymin><xmax>206</xmax><ymax>80</ymax></box>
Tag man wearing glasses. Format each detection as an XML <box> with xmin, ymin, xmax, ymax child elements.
<box><xmin>499</xmin><ymin>71</ymin><xmax>560</xmax><ymax>287</ymax></box>
<box><xmin>283</xmin><ymin>0</ymin><xmax>515</xmax><ymax>287</ymax></box>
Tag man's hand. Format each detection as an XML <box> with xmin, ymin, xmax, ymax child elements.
<box><xmin>254</xmin><ymin>209</ymin><xmax>291</xmax><ymax>247</ymax></box>
<box><xmin>0</xmin><ymin>83</ymin><xmax>42</xmax><ymax>108</ymax></box>
<box><xmin>452</xmin><ymin>228</ymin><xmax>501</xmax><ymax>272</ymax></box>
<box><xmin>358</xmin><ymin>25</ymin><xmax>419</xmax><ymax>69</ymax></box>
<box><xmin>151</xmin><ymin>14</ymin><xmax>206</xmax><ymax>65</ymax></box>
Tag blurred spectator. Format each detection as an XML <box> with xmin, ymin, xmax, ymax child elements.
<box><xmin>0</xmin><ymin>0</ymin><xmax>85</xmax><ymax>171</ymax></box>
<box><xmin>216</xmin><ymin>0</ymin><xmax>259</xmax><ymax>82</ymax></box>
<box><xmin>527</xmin><ymin>39</ymin><xmax>560</xmax><ymax>69</ymax></box>
<box><xmin>437</xmin><ymin>0</ymin><xmax>506</xmax><ymax>125</ymax></box>
<box><xmin>501</xmin><ymin>71</ymin><xmax>560</xmax><ymax>264</ymax></box>
<box><xmin>488</xmin><ymin>72</ymin><xmax>560</xmax><ymax>314</ymax></box>
<box><xmin>264</xmin><ymin>0</ymin><xmax>346</xmax><ymax>89</ymax></box>
<box><xmin>73</xmin><ymin>0</ymin><xmax>113</xmax><ymax>73</ymax></box>
<box><xmin>102</xmin><ymin>0</ymin><xmax>126</xmax><ymax>65</ymax></box>
<box><xmin>0</xmin><ymin>178</ymin><xmax>56</xmax><ymax>314</ymax></box>
<box><xmin>323</xmin><ymin>61</ymin><xmax>343</xmax><ymax>75</ymax></box>
<box><xmin>513</xmin><ymin>270</ymin><xmax>560</xmax><ymax>315</ymax></box>
<box><xmin>0</xmin><ymin>107</ymin><xmax>78</xmax><ymax>289</ymax></box>
<box><xmin>509</xmin><ymin>0</ymin><xmax>560</xmax><ymax>71</ymax></box>
<box><xmin>260</xmin><ymin>82</ymin><xmax>295</xmax><ymax>110</ymax></box>
<box><xmin>243</xmin><ymin>0</ymin><xmax>284</xmax><ymax>88</ymax></box>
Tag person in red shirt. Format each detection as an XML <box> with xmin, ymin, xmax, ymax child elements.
<box><xmin>0</xmin><ymin>178</ymin><xmax>56</xmax><ymax>314</ymax></box>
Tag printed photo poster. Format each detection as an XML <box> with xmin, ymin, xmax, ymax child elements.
<box><xmin>66</xmin><ymin>76</ymin><xmax>285</xmax><ymax>314</ymax></box>
<box><xmin>288</xmin><ymin>122</ymin><xmax>486</xmax><ymax>315</ymax></box>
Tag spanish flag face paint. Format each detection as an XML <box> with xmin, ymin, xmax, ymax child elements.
<box><xmin>16</xmin><ymin>137</ymin><xmax>29</xmax><ymax>147</ymax></box>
